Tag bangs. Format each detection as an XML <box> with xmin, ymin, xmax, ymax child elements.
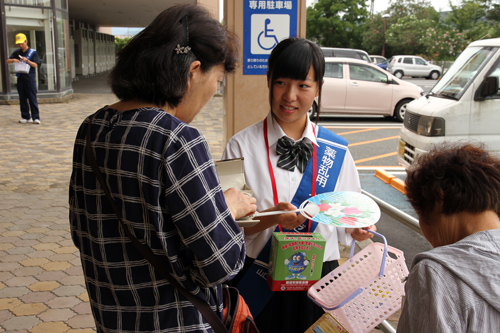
<box><xmin>270</xmin><ymin>45</ymin><xmax>315</xmax><ymax>81</ymax></box>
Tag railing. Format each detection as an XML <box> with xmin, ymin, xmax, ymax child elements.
<box><xmin>362</xmin><ymin>190</ymin><xmax>422</xmax><ymax>236</ymax></box>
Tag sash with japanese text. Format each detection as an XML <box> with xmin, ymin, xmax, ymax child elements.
<box><xmin>237</xmin><ymin>125</ymin><xmax>348</xmax><ymax>317</ymax></box>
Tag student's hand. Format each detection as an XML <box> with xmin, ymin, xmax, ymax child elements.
<box><xmin>347</xmin><ymin>225</ymin><xmax>377</xmax><ymax>241</ymax></box>
<box><xmin>274</xmin><ymin>202</ymin><xmax>307</xmax><ymax>230</ymax></box>
<box><xmin>224</xmin><ymin>188</ymin><xmax>257</xmax><ymax>220</ymax></box>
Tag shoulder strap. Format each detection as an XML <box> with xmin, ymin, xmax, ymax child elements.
<box><xmin>26</xmin><ymin>48</ymin><xmax>35</xmax><ymax>60</ymax></box>
<box><xmin>85</xmin><ymin>116</ymin><xmax>228</xmax><ymax>333</ymax></box>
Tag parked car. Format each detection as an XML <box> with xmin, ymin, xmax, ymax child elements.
<box><xmin>387</xmin><ymin>55</ymin><xmax>442</xmax><ymax>79</ymax></box>
<box><xmin>398</xmin><ymin>38</ymin><xmax>500</xmax><ymax>169</ymax></box>
<box><xmin>321</xmin><ymin>47</ymin><xmax>371</xmax><ymax>63</ymax></box>
<box><xmin>377</xmin><ymin>59</ymin><xmax>389</xmax><ymax>71</ymax></box>
<box><xmin>310</xmin><ymin>57</ymin><xmax>424</xmax><ymax>122</ymax></box>
<box><xmin>370</xmin><ymin>55</ymin><xmax>387</xmax><ymax>64</ymax></box>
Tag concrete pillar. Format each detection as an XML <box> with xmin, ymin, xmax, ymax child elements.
<box><xmin>223</xmin><ymin>0</ymin><xmax>307</xmax><ymax>144</ymax></box>
<box><xmin>197</xmin><ymin>0</ymin><xmax>219</xmax><ymax>20</ymax></box>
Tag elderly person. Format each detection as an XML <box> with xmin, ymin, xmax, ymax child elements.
<box><xmin>397</xmin><ymin>143</ymin><xmax>500</xmax><ymax>332</ymax></box>
<box><xmin>69</xmin><ymin>4</ymin><xmax>256</xmax><ymax>332</ymax></box>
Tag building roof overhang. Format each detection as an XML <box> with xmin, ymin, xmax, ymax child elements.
<box><xmin>68</xmin><ymin>0</ymin><xmax>197</xmax><ymax>28</ymax></box>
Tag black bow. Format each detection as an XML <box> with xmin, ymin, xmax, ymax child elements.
<box><xmin>276</xmin><ymin>137</ymin><xmax>313</xmax><ymax>173</ymax></box>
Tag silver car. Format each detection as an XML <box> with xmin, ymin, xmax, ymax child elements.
<box><xmin>387</xmin><ymin>55</ymin><xmax>442</xmax><ymax>80</ymax></box>
<box><xmin>310</xmin><ymin>57</ymin><xmax>424</xmax><ymax>122</ymax></box>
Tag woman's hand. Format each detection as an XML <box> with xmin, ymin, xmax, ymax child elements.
<box><xmin>244</xmin><ymin>202</ymin><xmax>306</xmax><ymax>235</ymax></box>
<box><xmin>347</xmin><ymin>225</ymin><xmax>377</xmax><ymax>241</ymax></box>
<box><xmin>273</xmin><ymin>202</ymin><xmax>306</xmax><ymax>230</ymax></box>
<box><xmin>224</xmin><ymin>187</ymin><xmax>257</xmax><ymax>220</ymax></box>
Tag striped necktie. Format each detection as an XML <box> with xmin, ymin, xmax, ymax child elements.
<box><xmin>276</xmin><ymin>137</ymin><xmax>313</xmax><ymax>173</ymax></box>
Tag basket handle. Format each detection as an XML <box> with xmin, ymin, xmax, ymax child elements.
<box><xmin>349</xmin><ymin>229</ymin><xmax>387</xmax><ymax>277</ymax></box>
<box><xmin>321</xmin><ymin>287</ymin><xmax>364</xmax><ymax>310</ymax></box>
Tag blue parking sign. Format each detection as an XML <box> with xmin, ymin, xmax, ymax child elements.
<box><xmin>243</xmin><ymin>0</ymin><xmax>298</xmax><ymax>75</ymax></box>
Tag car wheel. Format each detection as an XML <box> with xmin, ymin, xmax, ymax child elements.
<box><xmin>429</xmin><ymin>71</ymin><xmax>440</xmax><ymax>80</ymax></box>
<box><xmin>394</xmin><ymin>70</ymin><xmax>404</xmax><ymax>79</ymax></box>
<box><xmin>394</xmin><ymin>99</ymin><xmax>412</xmax><ymax>122</ymax></box>
<box><xmin>308</xmin><ymin>102</ymin><xmax>317</xmax><ymax>120</ymax></box>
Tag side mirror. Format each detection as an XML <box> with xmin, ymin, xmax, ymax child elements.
<box><xmin>386</xmin><ymin>76</ymin><xmax>393</xmax><ymax>84</ymax></box>
<box><xmin>475</xmin><ymin>76</ymin><xmax>499</xmax><ymax>101</ymax></box>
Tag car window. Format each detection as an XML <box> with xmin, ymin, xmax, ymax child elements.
<box><xmin>322</xmin><ymin>49</ymin><xmax>333</xmax><ymax>57</ymax></box>
<box><xmin>415</xmin><ymin>57</ymin><xmax>426</xmax><ymax>65</ymax></box>
<box><xmin>431</xmin><ymin>46</ymin><xmax>495</xmax><ymax>99</ymax></box>
<box><xmin>359</xmin><ymin>53</ymin><xmax>371</xmax><ymax>62</ymax></box>
<box><xmin>349</xmin><ymin>63</ymin><xmax>388</xmax><ymax>83</ymax></box>
<box><xmin>403</xmin><ymin>58</ymin><xmax>413</xmax><ymax>64</ymax></box>
<box><xmin>489</xmin><ymin>62</ymin><xmax>500</xmax><ymax>98</ymax></box>
<box><xmin>325</xmin><ymin>63</ymin><xmax>343</xmax><ymax>79</ymax></box>
<box><xmin>335</xmin><ymin>50</ymin><xmax>358</xmax><ymax>59</ymax></box>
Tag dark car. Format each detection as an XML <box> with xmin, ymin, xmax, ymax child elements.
<box><xmin>320</xmin><ymin>47</ymin><xmax>371</xmax><ymax>63</ymax></box>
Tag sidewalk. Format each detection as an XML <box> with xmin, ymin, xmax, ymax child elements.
<box><xmin>0</xmin><ymin>74</ymin><xmax>225</xmax><ymax>332</ymax></box>
<box><xmin>0</xmin><ymin>73</ymin><xmax>399</xmax><ymax>332</ymax></box>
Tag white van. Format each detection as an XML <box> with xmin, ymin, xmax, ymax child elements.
<box><xmin>398</xmin><ymin>38</ymin><xmax>500</xmax><ymax>168</ymax></box>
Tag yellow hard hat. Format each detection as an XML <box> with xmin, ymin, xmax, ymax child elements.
<box><xmin>15</xmin><ymin>33</ymin><xmax>27</xmax><ymax>44</ymax></box>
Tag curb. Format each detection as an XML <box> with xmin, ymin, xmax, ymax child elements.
<box><xmin>375</xmin><ymin>169</ymin><xmax>406</xmax><ymax>195</ymax></box>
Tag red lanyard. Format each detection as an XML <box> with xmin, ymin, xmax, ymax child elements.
<box><xmin>263</xmin><ymin>118</ymin><xmax>317</xmax><ymax>232</ymax></box>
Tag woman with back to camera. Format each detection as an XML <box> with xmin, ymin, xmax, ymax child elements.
<box><xmin>398</xmin><ymin>143</ymin><xmax>500</xmax><ymax>332</ymax></box>
<box><xmin>223</xmin><ymin>37</ymin><xmax>376</xmax><ymax>332</ymax></box>
<box><xmin>69</xmin><ymin>4</ymin><xmax>256</xmax><ymax>332</ymax></box>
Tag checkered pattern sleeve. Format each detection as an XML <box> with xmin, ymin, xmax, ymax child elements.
<box><xmin>69</xmin><ymin>107</ymin><xmax>245</xmax><ymax>332</ymax></box>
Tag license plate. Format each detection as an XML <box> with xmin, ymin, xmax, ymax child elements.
<box><xmin>398</xmin><ymin>140</ymin><xmax>405</xmax><ymax>157</ymax></box>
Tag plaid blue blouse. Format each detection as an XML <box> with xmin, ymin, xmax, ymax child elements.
<box><xmin>69</xmin><ymin>106</ymin><xmax>245</xmax><ymax>332</ymax></box>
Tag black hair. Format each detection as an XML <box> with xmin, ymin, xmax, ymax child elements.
<box><xmin>266</xmin><ymin>38</ymin><xmax>325</xmax><ymax>123</ymax></box>
<box><xmin>109</xmin><ymin>4</ymin><xmax>239</xmax><ymax>108</ymax></box>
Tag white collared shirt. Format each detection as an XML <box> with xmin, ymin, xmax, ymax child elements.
<box><xmin>223</xmin><ymin>113</ymin><xmax>361</xmax><ymax>261</ymax></box>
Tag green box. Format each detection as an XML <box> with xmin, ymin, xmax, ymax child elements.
<box><xmin>267</xmin><ymin>232</ymin><xmax>326</xmax><ymax>291</ymax></box>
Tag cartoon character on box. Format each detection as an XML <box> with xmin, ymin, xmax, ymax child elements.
<box><xmin>284</xmin><ymin>252</ymin><xmax>309</xmax><ymax>280</ymax></box>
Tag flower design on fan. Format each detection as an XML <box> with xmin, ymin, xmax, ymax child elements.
<box><xmin>340</xmin><ymin>216</ymin><xmax>358</xmax><ymax>226</ymax></box>
<box><xmin>343</xmin><ymin>207</ymin><xmax>361</xmax><ymax>215</ymax></box>
<box><xmin>324</xmin><ymin>202</ymin><xmax>344</xmax><ymax>216</ymax></box>
<box><xmin>317</xmin><ymin>203</ymin><xmax>332</xmax><ymax>212</ymax></box>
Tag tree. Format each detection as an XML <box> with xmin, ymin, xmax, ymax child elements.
<box><xmin>444</xmin><ymin>0</ymin><xmax>500</xmax><ymax>41</ymax></box>
<box><xmin>385</xmin><ymin>15</ymin><xmax>436</xmax><ymax>56</ymax></box>
<box><xmin>386</xmin><ymin>0</ymin><xmax>440</xmax><ymax>22</ymax></box>
<box><xmin>361</xmin><ymin>14</ymin><xmax>392</xmax><ymax>56</ymax></box>
<box><xmin>420</xmin><ymin>27</ymin><xmax>468</xmax><ymax>60</ymax></box>
<box><xmin>306</xmin><ymin>0</ymin><xmax>369</xmax><ymax>48</ymax></box>
<box><xmin>383</xmin><ymin>0</ymin><xmax>440</xmax><ymax>57</ymax></box>
<box><xmin>115</xmin><ymin>37</ymin><xmax>131</xmax><ymax>53</ymax></box>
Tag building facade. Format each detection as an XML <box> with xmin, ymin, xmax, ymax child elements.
<box><xmin>0</xmin><ymin>0</ymin><xmax>115</xmax><ymax>103</ymax></box>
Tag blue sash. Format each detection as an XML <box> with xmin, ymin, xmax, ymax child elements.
<box><xmin>237</xmin><ymin>126</ymin><xmax>348</xmax><ymax>317</ymax></box>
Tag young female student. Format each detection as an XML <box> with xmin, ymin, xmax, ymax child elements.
<box><xmin>223</xmin><ymin>37</ymin><xmax>376</xmax><ymax>332</ymax></box>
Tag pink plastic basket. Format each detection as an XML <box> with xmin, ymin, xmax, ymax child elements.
<box><xmin>308</xmin><ymin>231</ymin><xmax>409</xmax><ymax>333</ymax></box>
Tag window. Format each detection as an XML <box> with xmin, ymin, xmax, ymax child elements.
<box><xmin>5</xmin><ymin>6</ymin><xmax>55</xmax><ymax>92</ymax></box>
<box><xmin>349</xmin><ymin>64</ymin><xmax>388</xmax><ymax>83</ymax></box>
<box><xmin>325</xmin><ymin>63</ymin><xmax>343</xmax><ymax>79</ymax></box>
<box><xmin>488</xmin><ymin>61</ymin><xmax>500</xmax><ymax>98</ymax></box>
<box><xmin>403</xmin><ymin>58</ymin><xmax>413</xmax><ymax>64</ymax></box>
<box><xmin>415</xmin><ymin>57</ymin><xmax>427</xmax><ymax>65</ymax></box>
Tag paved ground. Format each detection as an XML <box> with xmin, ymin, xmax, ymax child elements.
<box><xmin>0</xmin><ymin>73</ymin><xmax>399</xmax><ymax>332</ymax></box>
<box><xmin>0</xmin><ymin>74</ymin><xmax>226</xmax><ymax>332</ymax></box>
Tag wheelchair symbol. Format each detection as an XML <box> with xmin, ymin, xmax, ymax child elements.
<box><xmin>258</xmin><ymin>19</ymin><xmax>279</xmax><ymax>50</ymax></box>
